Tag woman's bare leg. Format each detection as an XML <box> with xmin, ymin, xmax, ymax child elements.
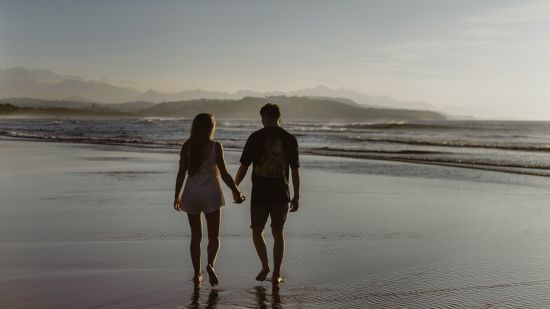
<box><xmin>205</xmin><ymin>209</ymin><xmax>221</xmax><ymax>286</ymax></box>
<box><xmin>187</xmin><ymin>213</ymin><xmax>203</xmax><ymax>283</ymax></box>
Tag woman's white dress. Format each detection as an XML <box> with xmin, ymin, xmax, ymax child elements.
<box><xmin>180</xmin><ymin>144</ymin><xmax>225</xmax><ymax>214</ymax></box>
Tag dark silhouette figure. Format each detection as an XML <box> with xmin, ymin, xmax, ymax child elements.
<box><xmin>174</xmin><ymin>113</ymin><xmax>245</xmax><ymax>287</ymax></box>
<box><xmin>254</xmin><ymin>285</ymin><xmax>283</xmax><ymax>308</ymax></box>
<box><xmin>188</xmin><ymin>285</ymin><xmax>219</xmax><ymax>309</ymax></box>
<box><xmin>235</xmin><ymin>104</ymin><xmax>301</xmax><ymax>284</ymax></box>
<box><xmin>189</xmin><ymin>285</ymin><xmax>201</xmax><ymax>308</ymax></box>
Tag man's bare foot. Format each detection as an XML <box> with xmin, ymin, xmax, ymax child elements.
<box><xmin>192</xmin><ymin>273</ymin><xmax>203</xmax><ymax>285</ymax></box>
<box><xmin>256</xmin><ymin>266</ymin><xmax>270</xmax><ymax>281</ymax></box>
<box><xmin>206</xmin><ymin>264</ymin><xmax>219</xmax><ymax>287</ymax></box>
<box><xmin>271</xmin><ymin>273</ymin><xmax>283</xmax><ymax>285</ymax></box>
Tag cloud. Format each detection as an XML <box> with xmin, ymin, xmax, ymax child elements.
<box><xmin>311</xmin><ymin>1</ymin><xmax>550</xmax><ymax>119</ymax></box>
<box><xmin>461</xmin><ymin>0</ymin><xmax>550</xmax><ymax>25</ymax></box>
<box><xmin>358</xmin><ymin>1</ymin><xmax>550</xmax><ymax>81</ymax></box>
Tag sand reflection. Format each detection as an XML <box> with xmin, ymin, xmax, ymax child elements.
<box><xmin>254</xmin><ymin>285</ymin><xmax>283</xmax><ymax>308</ymax></box>
<box><xmin>188</xmin><ymin>285</ymin><xmax>219</xmax><ymax>309</ymax></box>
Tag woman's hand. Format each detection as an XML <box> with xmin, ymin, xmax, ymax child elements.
<box><xmin>173</xmin><ymin>197</ymin><xmax>181</xmax><ymax>211</ymax></box>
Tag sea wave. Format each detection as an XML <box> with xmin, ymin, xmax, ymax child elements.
<box><xmin>3</xmin><ymin>129</ymin><xmax>550</xmax><ymax>177</ymax></box>
<box><xmin>305</xmin><ymin>147</ymin><xmax>550</xmax><ymax>176</ymax></box>
<box><xmin>288</xmin><ymin>122</ymin><xmax>454</xmax><ymax>133</ymax></box>
<box><xmin>0</xmin><ymin>131</ymin><xmax>181</xmax><ymax>148</ymax></box>
<box><xmin>352</xmin><ymin>136</ymin><xmax>550</xmax><ymax>153</ymax></box>
<box><xmin>0</xmin><ymin>130</ymin><xmax>248</xmax><ymax>150</ymax></box>
<box><xmin>327</xmin><ymin>121</ymin><xmax>452</xmax><ymax>130</ymax></box>
<box><xmin>216</xmin><ymin>121</ymin><xmax>455</xmax><ymax>133</ymax></box>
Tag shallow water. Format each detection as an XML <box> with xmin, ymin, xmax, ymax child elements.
<box><xmin>2</xmin><ymin>139</ymin><xmax>550</xmax><ymax>308</ymax></box>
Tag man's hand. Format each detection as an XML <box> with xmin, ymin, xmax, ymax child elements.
<box><xmin>173</xmin><ymin>197</ymin><xmax>181</xmax><ymax>211</ymax></box>
<box><xmin>233</xmin><ymin>190</ymin><xmax>246</xmax><ymax>204</ymax></box>
<box><xmin>290</xmin><ymin>196</ymin><xmax>299</xmax><ymax>212</ymax></box>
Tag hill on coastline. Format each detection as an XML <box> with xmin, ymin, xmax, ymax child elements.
<box><xmin>0</xmin><ymin>102</ymin><xmax>127</xmax><ymax>117</ymax></box>
<box><xmin>140</xmin><ymin>96</ymin><xmax>445</xmax><ymax>120</ymax></box>
<box><xmin>0</xmin><ymin>96</ymin><xmax>446</xmax><ymax>120</ymax></box>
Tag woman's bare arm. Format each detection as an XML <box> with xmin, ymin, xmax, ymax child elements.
<box><xmin>215</xmin><ymin>142</ymin><xmax>240</xmax><ymax>194</ymax></box>
<box><xmin>174</xmin><ymin>146</ymin><xmax>187</xmax><ymax>210</ymax></box>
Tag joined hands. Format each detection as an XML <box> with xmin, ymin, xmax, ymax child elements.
<box><xmin>233</xmin><ymin>190</ymin><xmax>246</xmax><ymax>204</ymax></box>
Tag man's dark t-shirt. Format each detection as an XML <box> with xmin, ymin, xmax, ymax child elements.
<box><xmin>240</xmin><ymin>126</ymin><xmax>299</xmax><ymax>206</ymax></box>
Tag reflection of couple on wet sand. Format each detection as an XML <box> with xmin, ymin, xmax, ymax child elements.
<box><xmin>187</xmin><ymin>285</ymin><xmax>282</xmax><ymax>309</ymax></box>
<box><xmin>174</xmin><ymin>103</ymin><xmax>300</xmax><ymax>287</ymax></box>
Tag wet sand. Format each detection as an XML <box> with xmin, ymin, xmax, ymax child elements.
<box><xmin>2</xmin><ymin>138</ymin><xmax>550</xmax><ymax>308</ymax></box>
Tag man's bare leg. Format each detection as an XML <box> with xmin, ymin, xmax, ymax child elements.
<box><xmin>271</xmin><ymin>226</ymin><xmax>284</xmax><ymax>284</ymax></box>
<box><xmin>252</xmin><ymin>227</ymin><xmax>270</xmax><ymax>281</ymax></box>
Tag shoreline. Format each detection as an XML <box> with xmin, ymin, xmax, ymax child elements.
<box><xmin>2</xmin><ymin>135</ymin><xmax>550</xmax><ymax>178</ymax></box>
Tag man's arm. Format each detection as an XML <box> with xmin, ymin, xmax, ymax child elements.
<box><xmin>290</xmin><ymin>168</ymin><xmax>300</xmax><ymax>212</ymax></box>
<box><xmin>234</xmin><ymin>164</ymin><xmax>249</xmax><ymax>186</ymax></box>
<box><xmin>236</xmin><ymin>133</ymin><xmax>254</xmax><ymax>186</ymax></box>
<box><xmin>289</xmin><ymin>134</ymin><xmax>300</xmax><ymax>212</ymax></box>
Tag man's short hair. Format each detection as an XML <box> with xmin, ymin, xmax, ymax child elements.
<box><xmin>260</xmin><ymin>103</ymin><xmax>281</xmax><ymax>120</ymax></box>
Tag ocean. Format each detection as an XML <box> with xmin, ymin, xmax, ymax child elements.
<box><xmin>2</xmin><ymin>118</ymin><xmax>550</xmax><ymax>177</ymax></box>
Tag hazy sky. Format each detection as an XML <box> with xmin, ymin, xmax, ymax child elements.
<box><xmin>1</xmin><ymin>0</ymin><xmax>550</xmax><ymax>119</ymax></box>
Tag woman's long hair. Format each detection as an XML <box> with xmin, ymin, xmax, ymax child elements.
<box><xmin>183</xmin><ymin>113</ymin><xmax>215</xmax><ymax>175</ymax></box>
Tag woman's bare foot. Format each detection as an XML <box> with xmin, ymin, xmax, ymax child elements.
<box><xmin>256</xmin><ymin>266</ymin><xmax>271</xmax><ymax>281</ymax></box>
<box><xmin>206</xmin><ymin>264</ymin><xmax>219</xmax><ymax>287</ymax></box>
<box><xmin>271</xmin><ymin>273</ymin><xmax>283</xmax><ymax>285</ymax></box>
<box><xmin>192</xmin><ymin>273</ymin><xmax>203</xmax><ymax>285</ymax></box>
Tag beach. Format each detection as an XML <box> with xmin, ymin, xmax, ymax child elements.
<box><xmin>2</xmin><ymin>138</ymin><xmax>550</xmax><ymax>308</ymax></box>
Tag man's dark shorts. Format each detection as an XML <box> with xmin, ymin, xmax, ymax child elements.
<box><xmin>250</xmin><ymin>204</ymin><xmax>289</xmax><ymax>229</ymax></box>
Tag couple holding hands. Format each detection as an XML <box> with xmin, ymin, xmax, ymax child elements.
<box><xmin>174</xmin><ymin>103</ymin><xmax>300</xmax><ymax>287</ymax></box>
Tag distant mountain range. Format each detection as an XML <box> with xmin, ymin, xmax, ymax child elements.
<box><xmin>0</xmin><ymin>97</ymin><xmax>446</xmax><ymax>120</ymax></box>
<box><xmin>0</xmin><ymin>67</ymin><xmax>434</xmax><ymax>110</ymax></box>
<box><xmin>0</xmin><ymin>68</ymin><xmax>141</xmax><ymax>102</ymax></box>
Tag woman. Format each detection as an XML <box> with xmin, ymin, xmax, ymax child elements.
<box><xmin>174</xmin><ymin>113</ymin><xmax>245</xmax><ymax>286</ymax></box>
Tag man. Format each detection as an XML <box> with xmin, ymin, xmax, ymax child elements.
<box><xmin>235</xmin><ymin>103</ymin><xmax>300</xmax><ymax>284</ymax></box>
